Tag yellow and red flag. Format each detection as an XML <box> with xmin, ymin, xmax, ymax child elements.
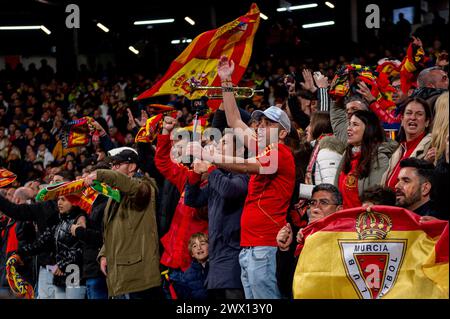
<box><xmin>293</xmin><ymin>206</ymin><xmax>448</xmax><ymax>299</ymax></box>
<box><xmin>0</xmin><ymin>168</ymin><xmax>17</xmax><ymax>188</ymax></box>
<box><xmin>136</xmin><ymin>3</ymin><xmax>260</xmax><ymax>109</ymax></box>
<box><xmin>135</xmin><ymin>110</ymin><xmax>178</xmax><ymax>143</ymax></box>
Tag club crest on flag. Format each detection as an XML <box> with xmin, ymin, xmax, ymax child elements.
<box><xmin>339</xmin><ymin>210</ymin><xmax>407</xmax><ymax>299</ymax></box>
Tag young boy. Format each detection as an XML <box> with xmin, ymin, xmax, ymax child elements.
<box><xmin>171</xmin><ymin>233</ymin><xmax>209</xmax><ymax>300</ymax></box>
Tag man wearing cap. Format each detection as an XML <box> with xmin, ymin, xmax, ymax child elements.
<box><xmin>84</xmin><ymin>147</ymin><xmax>162</xmax><ymax>299</ymax></box>
<box><xmin>188</xmin><ymin>57</ymin><xmax>296</xmax><ymax>299</ymax></box>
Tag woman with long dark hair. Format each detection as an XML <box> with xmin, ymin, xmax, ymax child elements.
<box><xmin>382</xmin><ymin>97</ymin><xmax>433</xmax><ymax>189</ymax></box>
<box><xmin>335</xmin><ymin>110</ymin><xmax>397</xmax><ymax>209</ymax></box>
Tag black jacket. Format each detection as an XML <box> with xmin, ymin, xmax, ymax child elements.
<box><xmin>18</xmin><ymin>208</ymin><xmax>85</xmax><ymax>287</ymax></box>
<box><xmin>414</xmin><ymin>200</ymin><xmax>445</xmax><ymax>220</ymax></box>
<box><xmin>432</xmin><ymin>155</ymin><xmax>449</xmax><ymax>220</ymax></box>
<box><xmin>74</xmin><ymin>194</ymin><xmax>108</xmax><ymax>279</ymax></box>
<box><xmin>0</xmin><ymin>195</ymin><xmax>59</xmax><ymax>267</ymax></box>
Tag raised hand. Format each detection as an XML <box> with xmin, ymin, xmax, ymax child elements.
<box><xmin>300</xmin><ymin>69</ymin><xmax>316</xmax><ymax>93</ymax></box>
<box><xmin>83</xmin><ymin>171</ymin><xmax>97</xmax><ymax>187</ymax></box>
<box><xmin>218</xmin><ymin>56</ymin><xmax>235</xmax><ymax>81</ymax></box>
<box><xmin>313</xmin><ymin>72</ymin><xmax>329</xmax><ymax>89</ymax></box>
<box><xmin>127</xmin><ymin>108</ymin><xmax>137</xmax><ymax>129</ymax></box>
<box><xmin>135</xmin><ymin>109</ymin><xmax>149</xmax><ymax>127</ymax></box>
<box><xmin>284</xmin><ymin>76</ymin><xmax>296</xmax><ymax>96</ymax></box>
<box><xmin>162</xmin><ymin>116</ymin><xmax>177</xmax><ymax>135</ymax></box>
<box><xmin>356</xmin><ymin>81</ymin><xmax>376</xmax><ymax>104</ymax></box>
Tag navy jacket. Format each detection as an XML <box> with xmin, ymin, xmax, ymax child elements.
<box><xmin>184</xmin><ymin>168</ymin><xmax>248</xmax><ymax>290</ymax></box>
<box><xmin>171</xmin><ymin>260</ymin><xmax>208</xmax><ymax>300</ymax></box>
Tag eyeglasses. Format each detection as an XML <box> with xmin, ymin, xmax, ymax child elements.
<box><xmin>307</xmin><ymin>199</ymin><xmax>339</xmax><ymax>207</ymax></box>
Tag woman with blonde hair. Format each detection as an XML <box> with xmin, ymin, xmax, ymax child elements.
<box><xmin>427</xmin><ymin>92</ymin><xmax>449</xmax><ymax>165</ymax></box>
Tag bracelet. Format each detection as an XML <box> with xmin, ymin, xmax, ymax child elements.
<box><xmin>222</xmin><ymin>86</ymin><xmax>234</xmax><ymax>92</ymax></box>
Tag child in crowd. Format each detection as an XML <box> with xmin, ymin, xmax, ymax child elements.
<box><xmin>171</xmin><ymin>233</ymin><xmax>209</xmax><ymax>300</ymax></box>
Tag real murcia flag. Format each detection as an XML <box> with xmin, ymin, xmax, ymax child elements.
<box><xmin>293</xmin><ymin>206</ymin><xmax>448</xmax><ymax>299</ymax></box>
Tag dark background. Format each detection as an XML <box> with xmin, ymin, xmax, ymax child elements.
<box><xmin>0</xmin><ymin>0</ymin><xmax>448</xmax><ymax>78</ymax></box>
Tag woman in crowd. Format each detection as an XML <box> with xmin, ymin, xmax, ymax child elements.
<box><xmin>299</xmin><ymin>111</ymin><xmax>345</xmax><ymax>199</ymax></box>
<box><xmin>428</xmin><ymin>92</ymin><xmax>449</xmax><ymax>165</ymax></box>
<box><xmin>335</xmin><ymin>110</ymin><xmax>397</xmax><ymax>209</ymax></box>
<box><xmin>382</xmin><ymin>97</ymin><xmax>433</xmax><ymax>189</ymax></box>
<box><xmin>16</xmin><ymin>196</ymin><xmax>86</xmax><ymax>299</ymax></box>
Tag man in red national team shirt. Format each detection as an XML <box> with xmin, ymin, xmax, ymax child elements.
<box><xmin>187</xmin><ymin>56</ymin><xmax>296</xmax><ymax>299</ymax></box>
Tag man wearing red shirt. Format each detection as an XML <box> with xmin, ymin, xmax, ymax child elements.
<box><xmin>188</xmin><ymin>56</ymin><xmax>295</xmax><ymax>299</ymax></box>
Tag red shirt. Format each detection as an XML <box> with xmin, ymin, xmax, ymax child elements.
<box><xmin>386</xmin><ymin>132</ymin><xmax>426</xmax><ymax>189</ymax></box>
<box><xmin>338</xmin><ymin>152</ymin><xmax>362</xmax><ymax>209</ymax></box>
<box><xmin>240</xmin><ymin>143</ymin><xmax>295</xmax><ymax>247</ymax></box>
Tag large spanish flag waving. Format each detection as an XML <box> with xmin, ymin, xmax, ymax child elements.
<box><xmin>136</xmin><ymin>3</ymin><xmax>260</xmax><ymax>103</ymax></box>
<box><xmin>293</xmin><ymin>206</ymin><xmax>449</xmax><ymax>299</ymax></box>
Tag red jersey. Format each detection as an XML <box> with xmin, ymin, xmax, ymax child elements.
<box><xmin>338</xmin><ymin>152</ymin><xmax>362</xmax><ymax>209</ymax></box>
<box><xmin>240</xmin><ymin>143</ymin><xmax>295</xmax><ymax>247</ymax></box>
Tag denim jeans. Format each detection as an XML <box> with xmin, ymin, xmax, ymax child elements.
<box><xmin>35</xmin><ymin>266</ymin><xmax>86</xmax><ymax>299</ymax></box>
<box><xmin>239</xmin><ymin>246</ymin><xmax>281</xmax><ymax>299</ymax></box>
<box><xmin>54</xmin><ymin>286</ymin><xmax>86</xmax><ymax>299</ymax></box>
<box><xmin>36</xmin><ymin>266</ymin><xmax>56</xmax><ymax>299</ymax></box>
<box><xmin>86</xmin><ymin>277</ymin><xmax>108</xmax><ymax>300</ymax></box>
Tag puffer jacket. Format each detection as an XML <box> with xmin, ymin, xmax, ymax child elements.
<box><xmin>299</xmin><ymin>136</ymin><xmax>346</xmax><ymax>199</ymax></box>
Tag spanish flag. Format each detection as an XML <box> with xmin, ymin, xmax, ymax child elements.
<box><xmin>293</xmin><ymin>206</ymin><xmax>449</xmax><ymax>299</ymax></box>
<box><xmin>136</xmin><ymin>3</ymin><xmax>260</xmax><ymax>104</ymax></box>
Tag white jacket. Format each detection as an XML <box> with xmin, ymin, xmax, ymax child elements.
<box><xmin>299</xmin><ymin>137</ymin><xmax>345</xmax><ymax>199</ymax></box>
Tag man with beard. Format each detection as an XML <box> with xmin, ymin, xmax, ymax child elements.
<box><xmin>395</xmin><ymin>157</ymin><xmax>445</xmax><ymax>220</ymax></box>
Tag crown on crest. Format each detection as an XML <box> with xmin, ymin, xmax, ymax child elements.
<box><xmin>356</xmin><ymin>208</ymin><xmax>392</xmax><ymax>240</ymax></box>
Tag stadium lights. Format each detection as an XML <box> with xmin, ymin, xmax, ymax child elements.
<box><xmin>133</xmin><ymin>19</ymin><xmax>175</xmax><ymax>25</ymax></box>
<box><xmin>302</xmin><ymin>20</ymin><xmax>335</xmax><ymax>28</ymax></box>
<box><xmin>260</xmin><ymin>12</ymin><xmax>269</xmax><ymax>20</ymax></box>
<box><xmin>277</xmin><ymin>3</ymin><xmax>318</xmax><ymax>12</ymax></box>
<box><xmin>40</xmin><ymin>25</ymin><xmax>51</xmax><ymax>35</ymax></box>
<box><xmin>325</xmin><ymin>2</ymin><xmax>335</xmax><ymax>8</ymax></box>
<box><xmin>96</xmin><ymin>22</ymin><xmax>110</xmax><ymax>33</ymax></box>
<box><xmin>128</xmin><ymin>46</ymin><xmax>139</xmax><ymax>55</ymax></box>
<box><xmin>171</xmin><ymin>39</ymin><xmax>192</xmax><ymax>44</ymax></box>
<box><xmin>184</xmin><ymin>16</ymin><xmax>195</xmax><ymax>25</ymax></box>
<box><xmin>0</xmin><ymin>25</ymin><xmax>51</xmax><ymax>35</ymax></box>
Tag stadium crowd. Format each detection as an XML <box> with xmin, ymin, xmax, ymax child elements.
<box><xmin>0</xmin><ymin>14</ymin><xmax>449</xmax><ymax>299</ymax></box>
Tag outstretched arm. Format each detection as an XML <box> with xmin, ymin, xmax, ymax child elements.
<box><xmin>218</xmin><ymin>56</ymin><xmax>258</xmax><ymax>154</ymax></box>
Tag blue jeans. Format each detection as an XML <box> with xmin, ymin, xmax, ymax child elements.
<box><xmin>36</xmin><ymin>266</ymin><xmax>56</xmax><ymax>299</ymax></box>
<box><xmin>86</xmin><ymin>277</ymin><xmax>108</xmax><ymax>299</ymax></box>
<box><xmin>239</xmin><ymin>246</ymin><xmax>281</xmax><ymax>299</ymax></box>
<box><xmin>54</xmin><ymin>286</ymin><xmax>86</xmax><ymax>299</ymax></box>
<box><xmin>35</xmin><ymin>266</ymin><xmax>86</xmax><ymax>299</ymax></box>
